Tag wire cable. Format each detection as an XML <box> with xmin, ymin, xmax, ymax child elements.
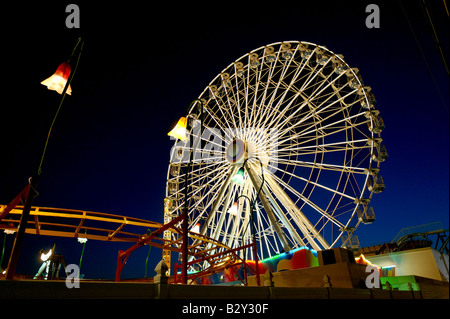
<box><xmin>399</xmin><ymin>0</ymin><xmax>449</xmax><ymax>114</ymax></box>
<box><xmin>420</xmin><ymin>0</ymin><xmax>449</xmax><ymax>76</ymax></box>
<box><xmin>443</xmin><ymin>0</ymin><xmax>449</xmax><ymax>17</ymax></box>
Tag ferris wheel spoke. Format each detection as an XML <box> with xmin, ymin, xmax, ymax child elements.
<box><xmin>185</xmin><ymin>162</ymin><xmax>228</xmax><ymax>193</ymax></box>
<box><xmin>273</xmin><ymin>112</ymin><xmax>369</xmax><ymax>153</ymax></box>
<box><xmin>247</xmin><ymin>59</ymin><xmax>266</xmax><ymax>130</ymax></box>
<box><xmin>254</xmin><ymin>202</ymin><xmax>281</xmax><ymax>258</ymax></box>
<box><xmin>203</xmin><ymin>103</ymin><xmax>236</xmax><ymax>141</ymax></box>
<box><xmin>277</xmin><ymin>134</ymin><xmax>370</xmax><ymax>153</ymax></box>
<box><xmin>223</xmin><ymin>185</ymin><xmax>246</xmax><ymax>248</ymax></box>
<box><xmin>213</xmin><ymin>87</ymin><xmax>238</xmax><ymax>133</ymax></box>
<box><xmin>197</xmin><ymin>180</ymin><xmax>241</xmax><ymax>255</ymax></box>
<box><xmin>267</xmin><ymin>169</ymin><xmax>345</xmax><ymax>230</ymax></box>
<box><xmin>250</xmin><ymin>52</ymin><xmax>285</xmax><ymax>133</ymax></box>
<box><xmin>294</xmin><ymin>47</ymin><xmax>322</xmax><ymax>92</ymax></box>
<box><xmin>258</xmin><ymin>47</ymin><xmax>313</xmax><ymax>128</ymax></box>
<box><xmin>297</xmin><ymin>110</ymin><xmax>368</xmax><ymax>140</ymax></box>
<box><xmin>169</xmin><ymin>160</ymin><xmax>227</xmax><ymax>202</ymax></box>
<box><xmin>273</xmin><ymin>158</ymin><xmax>366</xmax><ymax>178</ymax></box>
<box><xmin>199</xmin><ymin>165</ymin><xmax>238</xmax><ymax>236</ymax></box>
<box><xmin>270</xmin><ymin>160</ymin><xmax>358</xmax><ymax>202</ymax></box>
<box><xmin>300</xmin><ymin>63</ymin><xmax>346</xmax><ymax>104</ymax></box>
<box><xmin>274</xmin><ymin>89</ymin><xmax>359</xmax><ymax>144</ymax></box>
<box><xmin>290</xmin><ymin>81</ymin><xmax>357</xmax><ymax>131</ymax></box>
<box><xmin>287</xmin><ymin>138</ymin><xmax>370</xmax><ymax>151</ymax></box>
<box><xmin>203</xmin><ymin>107</ymin><xmax>231</xmax><ymax>136</ymax></box>
<box><xmin>169</xmin><ymin>166</ymin><xmax>228</xmax><ymax>219</ymax></box>
<box><xmin>278</xmin><ymin>142</ymin><xmax>371</xmax><ymax>159</ymax></box>
<box><xmin>220</xmin><ymin>97</ymin><xmax>242</xmax><ymax>138</ymax></box>
<box><xmin>189</xmin><ymin>169</ymin><xmax>229</xmax><ymax>214</ymax></box>
<box><xmin>240</xmin><ymin>64</ymin><xmax>254</xmax><ymax>132</ymax></box>
<box><xmin>298</xmin><ymin>60</ymin><xmax>332</xmax><ymax>95</ymax></box>
<box><xmin>257</xmin><ymin>53</ymin><xmax>310</xmax><ymax>130</ymax></box>
<box><xmin>268</xmin><ymin>62</ymin><xmax>348</xmax><ymax>132</ymax></box>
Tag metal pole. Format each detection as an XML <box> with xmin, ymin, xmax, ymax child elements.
<box><xmin>5</xmin><ymin>38</ymin><xmax>84</xmax><ymax>280</ymax></box>
<box><xmin>250</xmin><ymin>207</ymin><xmax>260</xmax><ymax>286</ymax></box>
<box><xmin>78</xmin><ymin>240</ymin><xmax>86</xmax><ymax>275</ymax></box>
<box><xmin>0</xmin><ymin>232</ymin><xmax>7</xmax><ymax>269</ymax></box>
<box><xmin>182</xmin><ymin>209</ymin><xmax>188</xmax><ymax>284</ymax></box>
<box><xmin>6</xmin><ymin>174</ymin><xmax>39</xmax><ymax>279</ymax></box>
<box><xmin>181</xmin><ymin>99</ymin><xmax>204</xmax><ymax>284</ymax></box>
<box><xmin>237</xmin><ymin>193</ymin><xmax>262</xmax><ymax>286</ymax></box>
<box><xmin>181</xmin><ymin>130</ymin><xmax>193</xmax><ymax>284</ymax></box>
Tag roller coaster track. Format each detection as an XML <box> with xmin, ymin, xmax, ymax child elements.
<box><xmin>0</xmin><ymin>205</ymin><xmax>254</xmax><ymax>283</ymax></box>
<box><xmin>394</xmin><ymin>228</ymin><xmax>449</xmax><ymax>254</ymax></box>
<box><xmin>0</xmin><ymin>205</ymin><xmax>162</xmax><ymax>242</ymax></box>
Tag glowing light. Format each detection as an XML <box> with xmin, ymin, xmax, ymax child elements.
<box><xmin>4</xmin><ymin>229</ymin><xmax>15</xmax><ymax>235</ymax></box>
<box><xmin>41</xmin><ymin>62</ymin><xmax>72</xmax><ymax>95</ymax></box>
<box><xmin>228</xmin><ymin>202</ymin><xmax>238</xmax><ymax>215</ymax></box>
<box><xmin>232</xmin><ymin>167</ymin><xmax>245</xmax><ymax>185</ymax></box>
<box><xmin>214</xmin><ymin>256</ymin><xmax>232</xmax><ymax>268</ymax></box>
<box><xmin>355</xmin><ymin>253</ymin><xmax>378</xmax><ymax>267</ymax></box>
<box><xmin>77</xmin><ymin>237</ymin><xmax>88</xmax><ymax>244</ymax></box>
<box><xmin>40</xmin><ymin>249</ymin><xmax>52</xmax><ymax>262</ymax></box>
<box><xmin>168</xmin><ymin>117</ymin><xmax>188</xmax><ymax>141</ymax></box>
<box><xmin>260</xmin><ymin>246</ymin><xmax>317</xmax><ymax>263</ymax></box>
<box><xmin>191</xmin><ymin>223</ymin><xmax>201</xmax><ymax>234</ymax></box>
<box><xmin>380</xmin><ymin>265</ymin><xmax>396</xmax><ymax>269</ymax></box>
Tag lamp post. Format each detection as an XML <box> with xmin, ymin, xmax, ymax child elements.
<box><xmin>144</xmin><ymin>228</ymin><xmax>152</xmax><ymax>278</ymax></box>
<box><xmin>77</xmin><ymin>233</ymin><xmax>87</xmax><ymax>277</ymax></box>
<box><xmin>168</xmin><ymin>99</ymin><xmax>204</xmax><ymax>284</ymax></box>
<box><xmin>1</xmin><ymin>230</ymin><xmax>15</xmax><ymax>273</ymax></box>
<box><xmin>236</xmin><ymin>194</ymin><xmax>261</xmax><ymax>286</ymax></box>
<box><xmin>234</xmin><ymin>157</ymin><xmax>265</xmax><ymax>287</ymax></box>
<box><xmin>6</xmin><ymin>38</ymin><xmax>84</xmax><ymax>280</ymax></box>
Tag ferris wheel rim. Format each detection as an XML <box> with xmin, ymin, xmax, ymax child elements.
<box><xmin>166</xmin><ymin>40</ymin><xmax>384</xmax><ymax>259</ymax></box>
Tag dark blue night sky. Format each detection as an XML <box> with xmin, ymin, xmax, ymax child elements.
<box><xmin>1</xmin><ymin>1</ymin><xmax>448</xmax><ymax>279</ymax></box>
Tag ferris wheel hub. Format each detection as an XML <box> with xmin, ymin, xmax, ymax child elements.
<box><xmin>226</xmin><ymin>138</ymin><xmax>247</xmax><ymax>164</ymax></box>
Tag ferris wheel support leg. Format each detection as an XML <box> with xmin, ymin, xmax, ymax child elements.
<box><xmin>245</xmin><ymin>163</ymin><xmax>291</xmax><ymax>253</ymax></box>
<box><xmin>264</xmin><ymin>174</ymin><xmax>330</xmax><ymax>251</ymax></box>
<box><xmin>258</xmin><ymin>175</ymin><xmax>308</xmax><ymax>249</ymax></box>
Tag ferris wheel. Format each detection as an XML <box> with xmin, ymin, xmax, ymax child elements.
<box><xmin>165</xmin><ymin>41</ymin><xmax>387</xmax><ymax>262</ymax></box>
